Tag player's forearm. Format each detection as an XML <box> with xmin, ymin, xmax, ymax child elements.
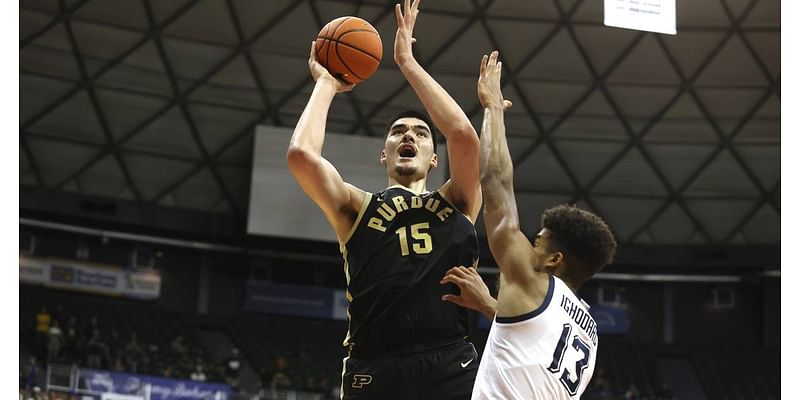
<box><xmin>399</xmin><ymin>60</ymin><xmax>475</xmax><ymax>140</ymax></box>
<box><xmin>479</xmin><ymin>106</ymin><xmax>515</xmax><ymax>198</ymax></box>
<box><xmin>288</xmin><ymin>78</ymin><xmax>338</xmax><ymax>156</ymax></box>
<box><xmin>480</xmin><ymin>106</ymin><xmax>521</xmax><ymax>236</ymax></box>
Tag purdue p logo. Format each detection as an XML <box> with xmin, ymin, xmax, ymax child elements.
<box><xmin>352</xmin><ymin>374</ymin><xmax>373</xmax><ymax>388</ymax></box>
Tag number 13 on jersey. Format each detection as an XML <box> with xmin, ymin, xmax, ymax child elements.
<box><xmin>395</xmin><ymin>223</ymin><xmax>433</xmax><ymax>256</ymax></box>
<box><xmin>548</xmin><ymin>323</ymin><xmax>592</xmax><ymax>396</ymax></box>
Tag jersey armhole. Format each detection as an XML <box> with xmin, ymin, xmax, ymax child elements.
<box><xmin>338</xmin><ymin>191</ymin><xmax>372</xmax><ymax>249</ymax></box>
<box><xmin>495</xmin><ymin>274</ymin><xmax>555</xmax><ymax>324</ymax></box>
<box><xmin>435</xmin><ymin>186</ymin><xmax>473</xmax><ymax>224</ymax></box>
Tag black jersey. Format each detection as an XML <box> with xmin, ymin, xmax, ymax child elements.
<box><xmin>340</xmin><ymin>185</ymin><xmax>479</xmax><ymax>357</ymax></box>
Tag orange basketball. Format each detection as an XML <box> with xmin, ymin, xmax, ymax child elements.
<box><xmin>315</xmin><ymin>16</ymin><xmax>382</xmax><ymax>84</ymax></box>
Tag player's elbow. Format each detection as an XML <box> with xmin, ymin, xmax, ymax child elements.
<box><xmin>443</xmin><ymin>123</ymin><xmax>479</xmax><ymax>147</ymax></box>
<box><xmin>486</xmin><ymin>222</ymin><xmax>519</xmax><ymax>252</ymax></box>
<box><xmin>486</xmin><ymin>233</ymin><xmax>511</xmax><ymax>260</ymax></box>
<box><xmin>286</xmin><ymin>145</ymin><xmax>316</xmax><ymax>173</ymax></box>
<box><xmin>454</xmin><ymin>124</ymin><xmax>480</xmax><ymax>145</ymax></box>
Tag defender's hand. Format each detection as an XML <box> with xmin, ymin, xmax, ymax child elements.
<box><xmin>308</xmin><ymin>41</ymin><xmax>355</xmax><ymax>93</ymax></box>
<box><xmin>478</xmin><ymin>51</ymin><xmax>512</xmax><ymax>110</ymax></box>
<box><xmin>441</xmin><ymin>266</ymin><xmax>496</xmax><ymax>319</ymax></box>
<box><xmin>394</xmin><ymin>0</ymin><xmax>420</xmax><ymax>67</ymax></box>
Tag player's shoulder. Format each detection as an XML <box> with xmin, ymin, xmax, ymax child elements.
<box><xmin>496</xmin><ymin>273</ymin><xmax>555</xmax><ymax>323</ymax></box>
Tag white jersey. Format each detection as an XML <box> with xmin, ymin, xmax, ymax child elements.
<box><xmin>472</xmin><ymin>275</ymin><xmax>599</xmax><ymax>400</ymax></box>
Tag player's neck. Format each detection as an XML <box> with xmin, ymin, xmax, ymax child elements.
<box><xmin>387</xmin><ymin>176</ymin><xmax>428</xmax><ymax>194</ymax></box>
<box><xmin>553</xmin><ymin>270</ymin><xmax>581</xmax><ymax>293</ymax></box>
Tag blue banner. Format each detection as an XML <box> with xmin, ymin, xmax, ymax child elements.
<box><xmin>79</xmin><ymin>369</ymin><xmax>230</xmax><ymax>400</ymax></box>
<box><xmin>590</xmin><ymin>304</ymin><xmax>631</xmax><ymax>334</ymax></box>
<box><xmin>245</xmin><ymin>281</ymin><xmax>338</xmax><ymax>319</ymax></box>
<box><xmin>20</xmin><ymin>255</ymin><xmax>161</xmax><ymax>299</ymax></box>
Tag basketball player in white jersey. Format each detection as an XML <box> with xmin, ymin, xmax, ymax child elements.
<box><xmin>441</xmin><ymin>51</ymin><xmax>617</xmax><ymax>399</ymax></box>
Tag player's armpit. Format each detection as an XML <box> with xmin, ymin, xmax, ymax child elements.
<box><xmin>487</xmin><ymin>228</ymin><xmax>538</xmax><ymax>284</ymax></box>
<box><xmin>490</xmin><ymin>229</ymin><xmax>551</xmax><ymax>318</ymax></box>
<box><xmin>438</xmin><ymin>173</ymin><xmax>482</xmax><ymax>224</ymax></box>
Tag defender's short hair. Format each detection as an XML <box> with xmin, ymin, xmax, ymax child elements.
<box><xmin>541</xmin><ymin>204</ymin><xmax>617</xmax><ymax>280</ymax></box>
<box><xmin>387</xmin><ymin>110</ymin><xmax>438</xmax><ymax>153</ymax></box>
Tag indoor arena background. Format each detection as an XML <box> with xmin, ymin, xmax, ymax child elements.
<box><xmin>19</xmin><ymin>0</ymin><xmax>780</xmax><ymax>399</ymax></box>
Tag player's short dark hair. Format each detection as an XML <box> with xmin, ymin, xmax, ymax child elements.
<box><xmin>387</xmin><ymin>110</ymin><xmax>438</xmax><ymax>154</ymax></box>
<box><xmin>541</xmin><ymin>204</ymin><xmax>617</xmax><ymax>282</ymax></box>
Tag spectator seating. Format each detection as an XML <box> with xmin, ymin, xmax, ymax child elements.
<box><xmin>229</xmin><ymin>314</ymin><xmax>348</xmax><ymax>394</ymax></box>
<box><xmin>690</xmin><ymin>343</ymin><xmax>779</xmax><ymax>400</ymax></box>
<box><xmin>21</xmin><ymin>284</ymin><xmax>780</xmax><ymax>400</ymax></box>
<box><xmin>20</xmin><ymin>284</ymin><xmax>223</xmax><ymax>382</ymax></box>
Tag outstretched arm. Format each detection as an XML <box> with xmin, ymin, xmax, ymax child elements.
<box><xmin>477</xmin><ymin>51</ymin><xmax>535</xmax><ymax>282</ymax></box>
<box><xmin>394</xmin><ymin>0</ymin><xmax>480</xmax><ymax>220</ymax></box>
<box><xmin>287</xmin><ymin>42</ymin><xmax>365</xmax><ymax>241</ymax></box>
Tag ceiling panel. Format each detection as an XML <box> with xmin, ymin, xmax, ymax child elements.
<box><xmin>593</xmin><ymin>196</ymin><xmax>663</xmax><ymax>241</ymax></box>
<box><xmin>18</xmin><ymin>0</ymin><xmax>780</xmax><ymax>245</ymax></box>
<box><xmin>514</xmin><ymin>145</ymin><xmax>576</xmax><ymax>193</ymax></box>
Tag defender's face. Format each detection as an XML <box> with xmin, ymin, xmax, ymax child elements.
<box><xmin>531</xmin><ymin>228</ymin><xmax>559</xmax><ymax>272</ymax></box>
<box><xmin>381</xmin><ymin>117</ymin><xmax>437</xmax><ymax>177</ymax></box>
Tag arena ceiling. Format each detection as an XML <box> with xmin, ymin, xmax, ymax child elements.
<box><xmin>19</xmin><ymin>0</ymin><xmax>780</xmax><ymax>246</ymax></box>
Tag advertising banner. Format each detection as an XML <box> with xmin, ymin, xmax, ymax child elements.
<box><xmin>590</xmin><ymin>304</ymin><xmax>631</xmax><ymax>334</ymax></box>
<box><xmin>79</xmin><ymin>369</ymin><xmax>229</xmax><ymax>400</ymax></box>
<box><xmin>332</xmin><ymin>289</ymin><xmax>348</xmax><ymax>321</ymax></box>
<box><xmin>245</xmin><ymin>281</ymin><xmax>335</xmax><ymax>319</ymax></box>
<box><xmin>19</xmin><ymin>256</ymin><xmax>161</xmax><ymax>300</ymax></box>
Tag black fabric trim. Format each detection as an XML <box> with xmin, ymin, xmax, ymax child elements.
<box><xmin>495</xmin><ymin>274</ymin><xmax>555</xmax><ymax>324</ymax></box>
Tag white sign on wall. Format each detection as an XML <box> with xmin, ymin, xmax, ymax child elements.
<box><xmin>247</xmin><ymin>125</ymin><xmax>447</xmax><ymax>242</ymax></box>
<box><xmin>604</xmin><ymin>0</ymin><xmax>677</xmax><ymax>35</ymax></box>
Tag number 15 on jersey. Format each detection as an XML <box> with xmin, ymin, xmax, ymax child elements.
<box><xmin>395</xmin><ymin>222</ymin><xmax>433</xmax><ymax>256</ymax></box>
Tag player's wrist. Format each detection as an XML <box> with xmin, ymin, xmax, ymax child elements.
<box><xmin>315</xmin><ymin>76</ymin><xmax>341</xmax><ymax>93</ymax></box>
<box><xmin>396</xmin><ymin>56</ymin><xmax>420</xmax><ymax>72</ymax></box>
<box><xmin>483</xmin><ymin>103</ymin><xmax>505</xmax><ymax>112</ymax></box>
<box><xmin>482</xmin><ymin>296</ymin><xmax>497</xmax><ymax>318</ymax></box>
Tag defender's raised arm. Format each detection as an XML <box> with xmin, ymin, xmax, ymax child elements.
<box><xmin>477</xmin><ymin>51</ymin><xmax>535</xmax><ymax>284</ymax></box>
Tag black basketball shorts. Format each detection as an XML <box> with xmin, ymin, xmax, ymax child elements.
<box><xmin>340</xmin><ymin>340</ymin><xmax>479</xmax><ymax>400</ymax></box>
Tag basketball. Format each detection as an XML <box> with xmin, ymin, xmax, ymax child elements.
<box><xmin>315</xmin><ymin>16</ymin><xmax>382</xmax><ymax>84</ymax></box>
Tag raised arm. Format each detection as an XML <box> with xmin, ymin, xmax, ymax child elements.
<box><xmin>477</xmin><ymin>51</ymin><xmax>536</xmax><ymax>283</ymax></box>
<box><xmin>394</xmin><ymin>0</ymin><xmax>480</xmax><ymax>221</ymax></box>
<box><xmin>286</xmin><ymin>42</ymin><xmax>366</xmax><ymax>241</ymax></box>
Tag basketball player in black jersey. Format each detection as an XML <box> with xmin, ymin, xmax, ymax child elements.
<box><xmin>287</xmin><ymin>0</ymin><xmax>483</xmax><ymax>398</ymax></box>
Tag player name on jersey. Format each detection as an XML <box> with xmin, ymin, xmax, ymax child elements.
<box><xmin>367</xmin><ymin>194</ymin><xmax>454</xmax><ymax>232</ymax></box>
<box><xmin>559</xmin><ymin>294</ymin><xmax>599</xmax><ymax>346</ymax></box>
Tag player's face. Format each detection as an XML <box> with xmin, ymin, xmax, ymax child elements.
<box><xmin>531</xmin><ymin>228</ymin><xmax>562</xmax><ymax>272</ymax></box>
<box><xmin>381</xmin><ymin>117</ymin><xmax>437</xmax><ymax>177</ymax></box>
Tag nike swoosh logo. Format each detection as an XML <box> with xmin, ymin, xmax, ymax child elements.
<box><xmin>461</xmin><ymin>358</ymin><xmax>474</xmax><ymax>368</ymax></box>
